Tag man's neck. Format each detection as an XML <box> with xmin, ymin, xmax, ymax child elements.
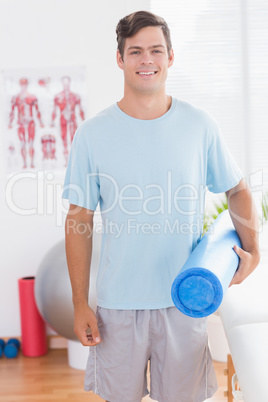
<box><xmin>117</xmin><ymin>93</ymin><xmax>172</xmax><ymax>120</ymax></box>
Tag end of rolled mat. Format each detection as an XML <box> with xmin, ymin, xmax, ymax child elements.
<box><xmin>171</xmin><ymin>268</ymin><xmax>223</xmax><ymax>318</ymax></box>
<box><xmin>179</xmin><ymin>276</ymin><xmax>215</xmax><ymax>310</ymax></box>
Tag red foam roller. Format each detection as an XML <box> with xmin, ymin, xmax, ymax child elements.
<box><xmin>18</xmin><ymin>276</ymin><xmax>47</xmax><ymax>357</ymax></box>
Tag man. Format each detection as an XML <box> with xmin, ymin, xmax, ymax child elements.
<box><xmin>62</xmin><ymin>11</ymin><xmax>260</xmax><ymax>402</ymax></box>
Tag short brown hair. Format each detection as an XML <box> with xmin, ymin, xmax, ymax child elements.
<box><xmin>116</xmin><ymin>10</ymin><xmax>172</xmax><ymax>60</ymax></box>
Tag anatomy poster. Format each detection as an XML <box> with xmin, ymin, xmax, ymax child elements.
<box><xmin>2</xmin><ymin>66</ymin><xmax>87</xmax><ymax>174</ymax></box>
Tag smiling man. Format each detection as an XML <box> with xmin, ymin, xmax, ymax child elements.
<box><xmin>116</xmin><ymin>24</ymin><xmax>174</xmax><ymax>119</ymax></box>
<box><xmin>63</xmin><ymin>10</ymin><xmax>260</xmax><ymax>402</ymax></box>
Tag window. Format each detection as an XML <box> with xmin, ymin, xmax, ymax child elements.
<box><xmin>151</xmin><ymin>0</ymin><xmax>268</xmax><ymax>209</ymax></box>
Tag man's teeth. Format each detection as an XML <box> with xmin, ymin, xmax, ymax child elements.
<box><xmin>138</xmin><ymin>72</ymin><xmax>156</xmax><ymax>75</ymax></box>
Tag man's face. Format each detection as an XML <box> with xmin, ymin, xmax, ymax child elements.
<box><xmin>117</xmin><ymin>26</ymin><xmax>174</xmax><ymax>96</ymax></box>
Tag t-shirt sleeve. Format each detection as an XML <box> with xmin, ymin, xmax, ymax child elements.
<box><xmin>206</xmin><ymin>118</ymin><xmax>243</xmax><ymax>193</ymax></box>
<box><xmin>62</xmin><ymin>126</ymin><xmax>100</xmax><ymax>210</ymax></box>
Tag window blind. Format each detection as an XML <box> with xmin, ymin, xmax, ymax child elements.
<box><xmin>150</xmin><ymin>0</ymin><xmax>268</xmax><ymax>195</ymax></box>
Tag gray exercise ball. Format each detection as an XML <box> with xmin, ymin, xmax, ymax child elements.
<box><xmin>35</xmin><ymin>221</ymin><xmax>101</xmax><ymax>340</ymax></box>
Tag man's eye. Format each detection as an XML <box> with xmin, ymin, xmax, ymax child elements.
<box><xmin>153</xmin><ymin>50</ymin><xmax>161</xmax><ymax>53</ymax></box>
<box><xmin>130</xmin><ymin>51</ymin><xmax>140</xmax><ymax>55</ymax></box>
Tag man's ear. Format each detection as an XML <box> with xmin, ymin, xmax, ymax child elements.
<box><xmin>116</xmin><ymin>49</ymin><xmax>124</xmax><ymax>70</ymax></box>
<box><xmin>168</xmin><ymin>49</ymin><xmax>174</xmax><ymax>68</ymax></box>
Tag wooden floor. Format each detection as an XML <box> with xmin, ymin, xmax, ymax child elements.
<box><xmin>0</xmin><ymin>349</ymin><xmax>228</xmax><ymax>402</ymax></box>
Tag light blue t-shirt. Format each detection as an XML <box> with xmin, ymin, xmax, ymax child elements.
<box><xmin>62</xmin><ymin>97</ymin><xmax>242</xmax><ymax>309</ymax></box>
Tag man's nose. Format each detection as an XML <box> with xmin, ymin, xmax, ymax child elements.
<box><xmin>140</xmin><ymin>52</ymin><xmax>154</xmax><ymax>64</ymax></box>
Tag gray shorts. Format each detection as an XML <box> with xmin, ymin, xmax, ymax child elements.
<box><xmin>84</xmin><ymin>306</ymin><xmax>218</xmax><ymax>402</ymax></box>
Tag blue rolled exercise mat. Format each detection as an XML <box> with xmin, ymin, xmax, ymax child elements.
<box><xmin>171</xmin><ymin>210</ymin><xmax>241</xmax><ymax>318</ymax></box>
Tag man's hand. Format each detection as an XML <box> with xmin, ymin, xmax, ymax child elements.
<box><xmin>226</xmin><ymin>179</ymin><xmax>260</xmax><ymax>287</ymax></box>
<box><xmin>229</xmin><ymin>245</ymin><xmax>260</xmax><ymax>286</ymax></box>
<box><xmin>74</xmin><ymin>303</ymin><xmax>102</xmax><ymax>346</ymax></box>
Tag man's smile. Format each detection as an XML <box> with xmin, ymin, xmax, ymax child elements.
<box><xmin>136</xmin><ymin>71</ymin><xmax>158</xmax><ymax>76</ymax></box>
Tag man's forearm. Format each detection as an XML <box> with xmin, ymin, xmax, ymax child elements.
<box><xmin>226</xmin><ymin>179</ymin><xmax>260</xmax><ymax>262</ymax></box>
<box><xmin>65</xmin><ymin>213</ymin><xmax>93</xmax><ymax>307</ymax></box>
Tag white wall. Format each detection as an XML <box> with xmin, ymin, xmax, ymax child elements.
<box><xmin>0</xmin><ymin>0</ymin><xmax>150</xmax><ymax>337</ymax></box>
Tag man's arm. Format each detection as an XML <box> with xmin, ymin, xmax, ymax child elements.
<box><xmin>226</xmin><ymin>178</ymin><xmax>260</xmax><ymax>286</ymax></box>
<box><xmin>65</xmin><ymin>204</ymin><xmax>101</xmax><ymax>346</ymax></box>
